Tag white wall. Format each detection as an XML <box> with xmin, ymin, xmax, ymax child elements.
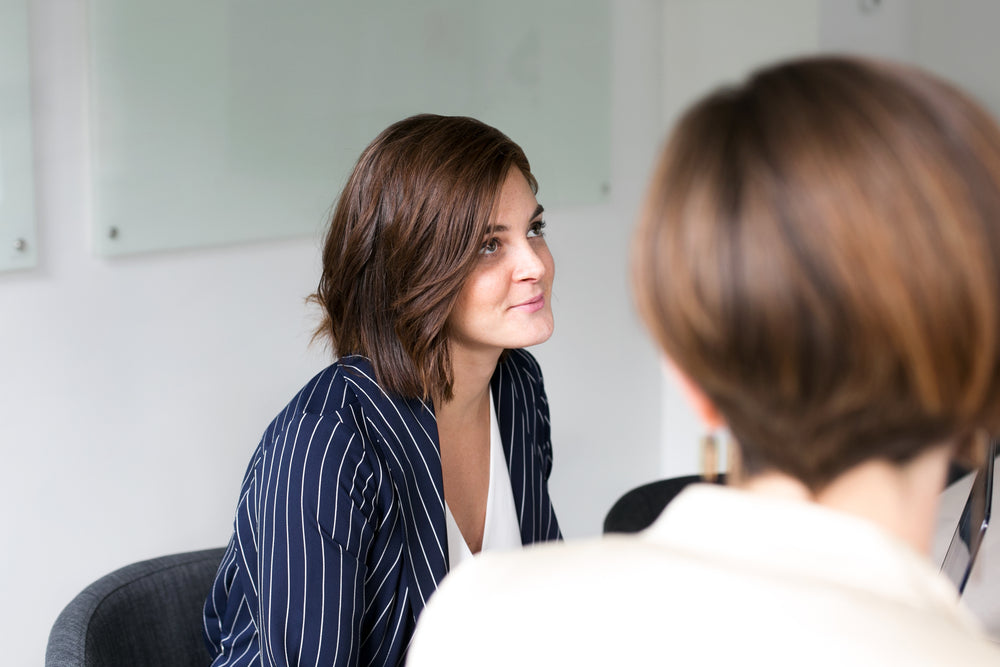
<box><xmin>539</xmin><ymin>0</ymin><xmax>664</xmax><ymax>536</ymax></box>
<box><xmin>4</xmin><ymin>1</ymin><xmax>664</xmax><ymax>664</ymax></box>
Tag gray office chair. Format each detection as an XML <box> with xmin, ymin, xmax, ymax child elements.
<box><xmin>46</xmin><ymin>547</ymin><xmax>225</xmax><ymax>667</ymax></box>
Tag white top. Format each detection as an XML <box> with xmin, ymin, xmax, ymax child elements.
<box><xmin>444</xmin><ymin>389</ymin><xmax>522</xmax><ymax>569</ymax></box>
<box><xmin>412</xmin><ymin>484</ymin><xmax>1000</xmax><ymax>666</ymax></box>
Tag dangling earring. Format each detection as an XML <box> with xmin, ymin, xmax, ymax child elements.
<box><xmin>702</xmin><ymin>428</ymin><xmax>740</xmax><ymax>484</ymax></box>
<box><xmin>701</xmin><ymin>432</ymin><xmax>719</xmax><ymax>483</ymax></box>
<box><xmin>726</xmin><ymin>436</ymin><xmax>742</xmax><ymax>486</ymax></box>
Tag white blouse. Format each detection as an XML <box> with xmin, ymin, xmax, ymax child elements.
<box><xmin>444</xmin><ymin>389</ymin><xmax>522</xmax><ymax>569</ymax></box>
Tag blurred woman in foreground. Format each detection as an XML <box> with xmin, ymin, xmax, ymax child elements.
<box><xmin>408</xmin><ymin>57</ymin><xmax>1000</xmax><ymax>665</ymax></box>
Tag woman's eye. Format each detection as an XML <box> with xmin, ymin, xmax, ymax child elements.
<box><xmin>527</xmin><ymin>220</ymin><xmax>547</xmax><ymax>238</ymax></box>
<box><xmin>480</xmin><ymin>238</ymin><xmax>500</xmax><ymax>255</ymax></box>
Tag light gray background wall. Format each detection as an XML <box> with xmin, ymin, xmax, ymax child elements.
<box><xmin>4</xmin><ymin>1</ymin><xmax>997</xmax><ymax>665</ymax></box>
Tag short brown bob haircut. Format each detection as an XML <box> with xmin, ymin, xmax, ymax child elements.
<box><xmin>312</xmin><ymin>114</ymin><xmax>536</xmax><ymax>402</ymax></box>
<box><xmin>634</xmin><ymin>56</ymin><xmax>1000</xmax><ymax>492</ymax></box>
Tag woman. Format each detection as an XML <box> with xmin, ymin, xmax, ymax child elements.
<box><xmin>203</xmin><ymin>114</ymin><xmax>561</xmax><ymax>667</ymax></box>
<box><xmin>408</xmin><ymin>57</ymin><xmax>1000</xmax><ymax>664</ymax></box>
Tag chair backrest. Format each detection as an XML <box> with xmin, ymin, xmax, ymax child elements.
<box><xmin>46</xmin><ymin>547</ymin><xmax>225</xmax><ymax>667</ymax></box>
<box><xmin>603</xmin><ymin>475</ymin><xmax>725</xmax><ymax>534</ymax></box>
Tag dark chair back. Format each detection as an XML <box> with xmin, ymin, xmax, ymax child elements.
<box><xmin>603</xmin><ymin>475</ymin><xmax>725</xmax><ymax>534</ymax></box>
<box><xmin>46</xmin><ymin>547</ymin><xmax>225</xmax><ymax>667</ymax></box>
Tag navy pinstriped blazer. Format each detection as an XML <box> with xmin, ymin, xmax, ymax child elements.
<box><xmin>203</xmin><ymin>349</ymin><xmax>561</xmax><ymax>667</ymax></box>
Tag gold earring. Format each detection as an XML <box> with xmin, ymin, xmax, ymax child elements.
<box><xmin>701</xmin><ymin>433</ymin><xmax>719</xmax><ymax>483</ymax></box>
<box><xmin>726</xmin><ymin>437</ymin><xmax>741</xmax><ymax>486</ymax></box>
<box><xmin>703</xmin><ymin>429</ymin><xmax>740</xmax><ymax>484</ymax></box>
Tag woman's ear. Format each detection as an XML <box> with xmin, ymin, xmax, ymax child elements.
<box><xmin>663</xmin><ymin>358</ymin><xmax>725</xmax><ymax>431</ymax></box>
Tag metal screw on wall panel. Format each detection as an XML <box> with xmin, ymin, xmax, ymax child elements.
<box><xmin>13</xmin><ymin>238</ymin><xmax>27</xmax><ymax>252</ymax></box>
<box><xmin>859</xmin><ymin>0</ymin><xmax>881</xmax><ymax>13</ymax></box>
<box><xmin>601</xmin><ymin>182</ymin><xmax>611</xmax><ymax>196</ymax></box>
<box><xmin>108</xmin><ymin>226</ymin><xmax>119</xmax><ymax>240</ymax></box>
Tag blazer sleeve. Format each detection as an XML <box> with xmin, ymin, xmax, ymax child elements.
<box><xmin>254</xmin><ymin>411</ymin><xmax>379</xmax><ymax>667</ymax></box>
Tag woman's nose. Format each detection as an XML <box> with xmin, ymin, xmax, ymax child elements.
<box><xmin>512</xmin><ymin>242</ymin><xmax>548</xmax><ymax>282</ymax></box>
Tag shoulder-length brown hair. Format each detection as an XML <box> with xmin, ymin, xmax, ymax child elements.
<box><xmin>633</xmin><ymin>56</ymin><xmax>1000</xmax><ymax>491</ymax></box>
<box><xmin>311</xmin><ymin>114</ymin><xmax>536</xmax><ymax>402</ymax></box>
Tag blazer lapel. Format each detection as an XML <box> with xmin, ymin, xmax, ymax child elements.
<box><xmin>491</xmin><ymin>349</ymin><xmax>561</xmax><ymax>544</ymax></box>
<box><xmin>338</xmin><ymin>357</ymin><xmax>448</xmax><ymax>621</ymax></box>
<box><xmin>491</xmin><ymin>353</ymin><xmax>537</xmax><ymax>545</ymax></box>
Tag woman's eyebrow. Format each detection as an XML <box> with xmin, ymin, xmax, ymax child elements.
<box><xmin>485</xmin><ymin>205</ymin><xmax>546</xmax><ymax>234</ymax></box>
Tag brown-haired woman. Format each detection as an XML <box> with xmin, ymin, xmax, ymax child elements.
<box><xmin>407</xmin><ymin>58</ymin><xmax>1000</xmax><ymax>665</ymax></box>
<box><xmin>204</xmin><ymin>114</ymin><xmax>561</xmax><ymax>667</ymax></box>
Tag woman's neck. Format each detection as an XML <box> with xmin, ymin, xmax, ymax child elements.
<box><xmin>738</xmin><ymin>444</ymin><xmax>952</xmax><ymax>554</ymax></box>
<box><xmin>434</xmin><ymin>344</ymin><xmax>501</xmax><ymax>553</ymax></box>
<box><xmin>436</xmin><ymin>344</ymin><xmax>501</xmax><ymax>426</ymax></box>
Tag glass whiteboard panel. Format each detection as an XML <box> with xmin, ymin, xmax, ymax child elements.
<box><xmin>88</xmin><ymin>1</ymin><xmax>611</xmax><ymax>257</ymax></box>
<box><xmin>0</xmin><ymin>0</ymin><xmax>37</xmax><ymax>272</ymax></box>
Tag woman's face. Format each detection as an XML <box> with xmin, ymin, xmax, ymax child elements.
<box><xmin>447</xmin><ymin>168</ymin><xmax>555</xmax><ymax>358</ymax></box>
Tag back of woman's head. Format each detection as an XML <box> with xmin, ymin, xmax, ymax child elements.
<box><xmin>634</xmin><ymin>56</ymin><xmax>1000</xmax><ymax>491</ymax></box>
<box><xmin>313</xmin><ymin>114</ymin><xmax>535</xmax><ymax>402</ymax></box>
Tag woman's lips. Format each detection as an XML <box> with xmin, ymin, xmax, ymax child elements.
<box><xmin>511</xmin><ymin>295</ymin><xmax>545</xmax><ymax>313</ymax></box>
